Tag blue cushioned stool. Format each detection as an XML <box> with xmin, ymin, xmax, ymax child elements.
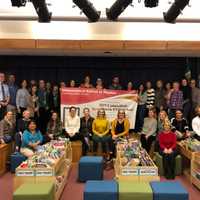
<box><xmin>150</xmin><ymin>181</ymin><xmax>188</xmax><ymax>200</ymax></box>
<box><xmin>11</xmin><ymin>152</ymin><xmax>27</xmax><ymax>173</ymax></box>
<box><xmin>78</xmin><ymin>156</ymin><xmax>103</xmax><ymax>182</ymax></box>
<box><xmin>84</xmin><ymin>180</ymin><xmax>118</xmax><ymax>200</ymax></box>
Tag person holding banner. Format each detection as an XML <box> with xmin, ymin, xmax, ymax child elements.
<box><xmin>80</xmin><ymin>75</ymin><xmax>93</xmax><ymax>88</ymax></box>
<box><xmin>95</xmin><ymin>78</ymin><xmax>104</xmax><ymax>90</ymax></box>
<box><xmin>92</xmin><ymin>109</ymin><xmax>111</xmax><ymax>160</ymax></box>
<box><xmin>111</xmin><ymin>109</ymin><xmax>130</xmax><ymax>156</ymax></box>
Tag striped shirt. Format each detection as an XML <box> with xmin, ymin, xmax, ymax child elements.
<box><xmin>146</xmin><ymin>88</ymin><xmax>155</xmax><ymax>108</ymax></box>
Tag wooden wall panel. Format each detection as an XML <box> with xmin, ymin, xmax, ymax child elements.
<box><xmin>0</xmin><ymin>39</ymin><xmax>36</xmax><ymax>49</ymax></box>
<box><xmin>37</xmin><ymin>40</ymin><xmax>81</xmax><ymax>49</ymax></box>
<box><xmin>124</xmin><ymin>41</ymin><xmax>167</xmax><ymax>50</ymax></box>
<box><xmin>167</xmin><ymin>41</ymin><xmax>200</xmax><ymax>51</ymax></box>
<box><xmin>0</xmin><ymin>39</ymin><xmax>200</xmax><ymax>56</ymax></box>
<box><xmin>80</xmin><ymin>40</ymin><xmax>124</xmax><ymax>50</ymax></box>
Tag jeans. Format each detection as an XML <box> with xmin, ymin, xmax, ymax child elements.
<box><xmin>92</xmin><ymin>134</ymin><xmax>112</xmax><ymax>154</ymax></box>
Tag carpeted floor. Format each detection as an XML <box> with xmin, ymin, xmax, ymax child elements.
<box><xmin>1</xmin><ymin>164</ymin><xmax>200</xmax><ymax>200</ymax></box>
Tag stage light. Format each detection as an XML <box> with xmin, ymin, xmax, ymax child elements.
<box><xmin>144</xmin><ymin>0</ymin><xmax>159</xmax><ymax>8</ymax></box>
<box><xmin>11</xmin><ymin>0</ymin><xmax>26</xmax><ymax>7</ymax></box>
<box><xmin>72</xmin><ymin>0</ymin><xmax>101</xmax><ymax>22</ymax></box>
<box><xmin>31</xmin><ymin>0</ymin><xmax>52</xmax><ymax>23</ymax></box>
<box><xmin>106</xmin><ymin>0</ymin><xmax>132</xmax><ymax>21</ymax></box>
<box><xmin>163</xmin><ymin>0</ymin><xmax>190</xmax><ymax>23</ymax></box>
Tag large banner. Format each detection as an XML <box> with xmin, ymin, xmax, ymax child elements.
<box><xmin>61</xmin><ymin>88</ymin><xmax>138</xmax><ymax>129</ymax></box>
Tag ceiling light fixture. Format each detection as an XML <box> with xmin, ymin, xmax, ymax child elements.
<box><xmin>31</xmin><ymin>0</ymin><xmax>52</xmax><ymax>23</ymax></box>
<box><xmin>144</xmin><ymin>0</ymin><xmax>159</xmax><ymax>8</ymax></box>
<box><xmin>106</xmin><ymin>0</ymin><xmax>133</xmax><ymax>21</ymax></box>
<box><xmin>163</xmin><ymin>0</ymin><xmax>190</xmax><ymax>23</ymax></box>
<box><xmin>72</xmin><ymin>0</ymin><xmax>101</xmax><ymax>22</ymax></box>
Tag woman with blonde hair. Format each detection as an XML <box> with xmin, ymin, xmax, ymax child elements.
<box><xmin>111</xmin><ymin>109</ymin><xmax>130</xmax><ymax>157</ymax></box>
<box><xmin>111</xmin><ymin>109</ymin><xmax>130</xmax><ymax>140</ymax></box>
<box><xmin>92</xmin><ymin>109</ymin><xmax>111</xmax><ymax>159</ymax></box>
<box><xmin>158</xmin><ymin>110</ymin><xmax>170</xmax><ymax>133</ymax></box>
<box><xmin>158</xmin><ymin>120</ymin><xmax>177</xmax><ymax>179</ymax></box>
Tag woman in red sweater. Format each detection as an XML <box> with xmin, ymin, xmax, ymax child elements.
<box><xmin>158</xmin><ymin>120</ymin><xmax>177</xmax><ymax>179</ymax></box>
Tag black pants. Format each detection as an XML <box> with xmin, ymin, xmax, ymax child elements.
<box><xmin>140</xmin><ymin>134</ymin><xmax>155</xmax><ymax>153</ymax></box>
<box><xmin>15</xmin><ymin>132</ymin><xmax>22</xmax><ymax>151</ymax></box>
<box><xmin>168</xmin><ymin>109</ymin><xmax>176</xmax><ymax>120</ymax></box>
<box><xmin>194</xmin><ymin>134</ymin><xmax>200</xmax><ymax>141</ymax></box>
<box><xmin>183</xmin><ymin>101</ymin><xmax>191</xmax><ymax>123</ymax></box>
<box><xmin>38</xmin><ymin>107</ymin><xmax>48</xmax><ymax>134</ymax></box>
<box><xmin>159</xmin><ymin>149</ymin><xmax>178</xmax><ymax>179</ymax></box>
<box><xmin>66</xmin><ymin>132</ymin><xmax>87</xmax><ymax>156</ymax></box>
<box><xmin>135</xmin><ymin>104</ymin><xmax>146</xmax><ymax>132</ymax></box>
<box><xmin>0</xmin><ymin>105</ymin><xmax>7</xmax><ymax>120</ymax></box>
<box><xmin>17</xmin><ymin>107</ymin><xmax>27</xmax><ymax>119</ymax></box>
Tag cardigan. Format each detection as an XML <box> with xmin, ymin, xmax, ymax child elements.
<box><xmin>111</xmin><ymin>118</ymin><xmax>130</xmax><ymax>137</ymax></box>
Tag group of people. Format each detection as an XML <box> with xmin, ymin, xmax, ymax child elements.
<box><xmin>1</xmin><ymin>71</ymin><xmax>200</xmax><ymax>179</ymax></box>
<box><xmin>140</xmin><ymin>106</ymin><xmax>200</xmax><ymax>179</ymax></box>
<box><xmin>0</xmin><ymin>106</ymin><xmax>130</xmax><ymax>161</ymax></box>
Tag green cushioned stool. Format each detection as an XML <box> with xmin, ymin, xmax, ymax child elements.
<box><xmin>13</xmin><ymin>182</ymin><xmax>54</xmax><ymax>200</ymax></box>
<box><xmin>155</xmin><ymin>152</ymin><xmax>182</xmax><ymax>176</ymax></box>
<box><xmin>119</xmin><ymin>181</ymin><xmax>153</xmax><ymax>200</ymax></box>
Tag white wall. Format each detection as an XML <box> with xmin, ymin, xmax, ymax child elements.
<box><xmin>0</xmin><ymin>0</ymin><xmax>198</xmax><ymax>21</ymax></box>
<box><xmin>0</xmin><ymin>0</ymin><xmax>200</xmax><ymax>41</ymax></box>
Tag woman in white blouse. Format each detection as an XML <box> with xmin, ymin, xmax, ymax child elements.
<box><xmin>64</xmin><ymin>106</ymin><xmax>87</xmax><ymax>155</ymax></box>
<box><xmin>64</xmin><ymin>106</ymin><xmax>80</xmax><ymax>138</ymax></box>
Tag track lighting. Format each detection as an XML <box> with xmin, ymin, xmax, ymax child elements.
<box><xmin>72</xmin><ymin>0</ymin><xmax>101</xmax><ymax>22</ymax></box>
<box><xmin>106</xmin><ymin>0</ymin><xmax>132</xmax><ymax>21</ymax></box>
<box><xmin>163</xmin><ymin>0</ymin><xmax>190</xmax><ymax>23</ymax></box>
